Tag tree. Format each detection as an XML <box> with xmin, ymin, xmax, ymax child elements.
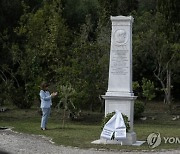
<box><xmin>12</xmin><ymin>0</ymin><xmax>69</xmax><ymax>108</ymax></box>
<box><xmin>61</xmin><ymin>0</ymin><xmax>99</xmax><ymax>32</ymax></box>
<box><xmin>156</xmin><ymin>0</ymin><xmax>180</xmax><ymax>105</ymax></box>
<box><xmin>0</xmin><ymin>0</ymin><xmax>24</xmax><ymax>106</ymax></box>
<box><xmin>98</xmin><ymin>0</ymin><xmax>138</xmax><ymax>16</ymax></box>
<box><xmin>133</xmin><ymin>11</ymin><xmax>179</xmax><ymax>109</ymax></box>
<box><xmin>57</xmin><ymin>84</ymin><xmax>78</xmax><ymax>128</ymax></box>
<box><xmin>142</xmin><ymin>78</ymin><xmax>155</xmax><ymax>103</ymax></box>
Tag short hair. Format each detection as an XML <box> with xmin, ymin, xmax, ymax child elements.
<box><xmin>41</xmin><ymin>82</ymin><xmax>49</xmax><ymax>90</ymax></box>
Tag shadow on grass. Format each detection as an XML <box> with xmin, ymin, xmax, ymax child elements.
<box><xmin>0</xmin><ymin>150</ymin><xmax>10</xmax><ymax>154</ymax></box>
<box><xmin>71</xmin><ymin>112</ymin><xmax>104</xmax><ymax>124</ymax></box>
<box><xmin>45</xmin><ymin>127</ymin><xmax>79</xmax><ymax>131</ymax></box>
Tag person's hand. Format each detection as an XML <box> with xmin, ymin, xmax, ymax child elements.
<box><xmin>51</xmin><ymin>92</ymin><xmax>58</xmax><ymax>97</ymax></box>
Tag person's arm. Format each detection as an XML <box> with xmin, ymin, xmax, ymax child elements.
<box><xmin>51</xmin><ymin>92</ymin><xmax>58</xmax><ymax>97</ymax></box>
<box><xmin>40</xmin><ymin>90</ymin><xmax>51</xmax><ymax>101</ymax></box>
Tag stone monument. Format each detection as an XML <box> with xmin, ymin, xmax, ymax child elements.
<box><xmin>102</xmin><ymin>15</ymin><xmax>137</xmax><ymax>145</ymax></box>
<box><xmin>92</xmin><ymin>15</ymin><xmax>146</xmax><ymax>146</ymax></box>
<box><xmin>92</xmin><ymin>16</ymin><xmax>139</xmax><ymax>145</ymax></box>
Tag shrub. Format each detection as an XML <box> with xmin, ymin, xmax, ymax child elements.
<box><xmin>142</xmin><ymin>78</ymin><xmax>156</xmax><ymax>101</ymax></box>
<box><xmin>12</xmin><ymin>87</ymin><xmax>33</xmax><ymax>109</ymax></box>
<box><xmin>134</xmin><ymin>100</ymin><xmax>145</xmax><ymax>119</ymax></box>
<box><xmin>0</xmin><ymin>81</ymin><xmax>14</xmax><ymax>106</ymax></box>
<box><xmin>101</xmin><ymin>112</ymin><xmax>130</xmax><ymax>132</ymax></box>
<box><xmin>57</xmin><ymin>84</ymin><xmax>81</xmax><ymax>128</ymax></box>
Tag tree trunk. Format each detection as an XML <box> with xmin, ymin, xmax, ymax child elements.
<box><xmin>62</xmin><ymin>109</ymin><xmax>66</xmax><ymax>129</ymax></box>
<box><xmin>153</xmin><ymin>67</ymin><xmax>172</xmax><ymax>106</ymax></box>
<box><xmin>167</xmin><ymin>68</ymin><xmax>172</xmax><ymax>112</ymax></box>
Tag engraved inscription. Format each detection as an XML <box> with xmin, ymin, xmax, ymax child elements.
<box><xmin>111</xmin><ymin>50</ymin><xmax>129</xmax><ymax>75</ymax></box>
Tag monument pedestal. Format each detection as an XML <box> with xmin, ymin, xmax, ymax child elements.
<box><xmin>102</xmin><ymin>94</ymin><xmax>137</xmax><ymax>132</ymax></box>
<box><xmin>102</xmin><ymin>94</ymin><xmax>137</xmax><ymax>145</ymax></box>
<box><xmin>92</xmin><ymin>132</ymin><xmax>145</xmax><ymax>146</ymax></box>
<box><xmin>97</xmin><ymin>132</ymin><xmax>136</xmax><ymax>145</ymax></box>
<box><xmin>91</xmin><ymin>16</ymin><xmax>145</xmax><ymax>146</ymax></box>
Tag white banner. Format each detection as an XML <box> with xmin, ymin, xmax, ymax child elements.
<box><xmin>100</xmin><ymin>127</ymin><xmax>114</xmax><ymax>140</ymax></box>
<box><xmin>115</xmin><ymin>128</ymin><xmax>126</xmax><ymax>140</ymax></box>
<box><xmin>100</xmin><ymin>110</ymin><xmax>127</xmax><ymax>140</ymax></box>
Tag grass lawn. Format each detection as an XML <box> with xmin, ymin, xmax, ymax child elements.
<box><xmin>0</xmin><ymin>102</ymin><xmax>180</xmax><ymax>151</ymax></box>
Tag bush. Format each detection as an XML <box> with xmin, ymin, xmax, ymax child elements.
<box><xmin>12</xmin><ymin>87</ymin><xmax>33</xmax><ymax>109</ymax></box>
<box><xmin>142</xmin><ymin>78</ymin><xmax>156</xmax><ymax>101</ymax></box>
<box><xmin>57</xmin><ymin>84</ymin><xmax>81</xmax><ymax>122</ymax></box>
<box><xmin>134</xmin><ymin>100</ymin><xmax>145</xmax><ymax>120</ymax></box>
<box><xmin>0</xmin><ymin>81</ymin><xmax>14</xmax><ymax>106</ymax></box>
<box><xmin>101</xmin><ymin>112</ymin><xmax>130</xmax><ymax>132</ymax></box>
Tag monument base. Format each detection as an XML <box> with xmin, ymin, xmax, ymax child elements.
<box><xmin>92</xmin><ymin>132</ymin><xmax>145</xmax><ymax>146</ymax></box>
<box><xmin>91</xmin><ymin>140</ymin><xmax>145</xmax><ymax>146</ymax></box>
<box><xmin>99</xmin><ymin>94</ymin><xmax>140</xmax><ymax>146</ymax></box>
<box><xmin>92</xmin><ymin>132</ymin><xmax>136</xmax><ymax>145</ymax></box>
<box><xmin>102</xmin><ymin>94</ymin><xmax>137</xmax><ymax>131</ymax></box>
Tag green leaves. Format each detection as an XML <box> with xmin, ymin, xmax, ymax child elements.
<box><xmin>142</xmin><ymin>78</ymin><xmax>155</xmax><ymax>101</ymax></box>
<box><xmin>0</xmin><ymin>0</ymin><xmax>180</xmax><ymax>110</ymax></box>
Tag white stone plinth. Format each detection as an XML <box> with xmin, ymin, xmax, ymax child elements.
<box><xmin>104</xmin><ymin>15</ymin><xmax>136</xmax><ymax>132</ymax></box>
<box><xmin>92</xmin><ymin>132</ymin><xmax>145</xmax><ymax>146</ymax></box>
<box><xmin>94</xmin><ymin>15</ymin><xmax>139</xmax><ymax>146</ymax></box>
<box><xmin>102</xmin><ymin>95</ymin><xmax>137</xmax><ymax>132</ymax></box>
<box><xmin>107</xmin><ymin>16</ymin><xmax>134</xmax><ymax>94</ymax></box>
<box><xmin>100</xmin><ymin>132</ymin><xmax>136</xmax><ymax>145</ymax></box>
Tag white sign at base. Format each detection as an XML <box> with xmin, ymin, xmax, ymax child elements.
<box><xmin>100</xmin><ymin>127</ymin><xmax>114</xmax><ymax>140</ymax></box>
<box><xmin>101</xmin><ymin>110</ymin><xmax>126</xmax><ymax>140</ymax></box>
<box><xmin>115</xmin><ymin>128</ymin><xmax>126</xmax><ymax>140</ymax></box>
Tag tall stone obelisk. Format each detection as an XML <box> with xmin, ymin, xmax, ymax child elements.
<box><xmin>102</xmin><ymin>16</ymin><xmax>137</xmax><ymax>145</ymax></box>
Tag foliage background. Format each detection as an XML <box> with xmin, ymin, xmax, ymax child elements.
<box><xmin>0</xmin><ymin>0</ymin><xmax>179</xmax><ymax>110</ymax></box>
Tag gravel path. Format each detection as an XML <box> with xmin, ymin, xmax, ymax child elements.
<box><xmin>0</xmin><ymin>129</ymin><xmax>179</xmax><ymax>154</ymax></box>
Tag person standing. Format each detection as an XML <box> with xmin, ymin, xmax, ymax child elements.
<box><xmin>40</xmin><ymin>82</ymin><xmax>57</xmax><ymax>130</ymax></box>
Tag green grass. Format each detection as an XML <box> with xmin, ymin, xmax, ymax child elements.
<box><xmin>0</xmin><ymin>102</ymin><xmax>180</xmax><ymax>152</ymax></box>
